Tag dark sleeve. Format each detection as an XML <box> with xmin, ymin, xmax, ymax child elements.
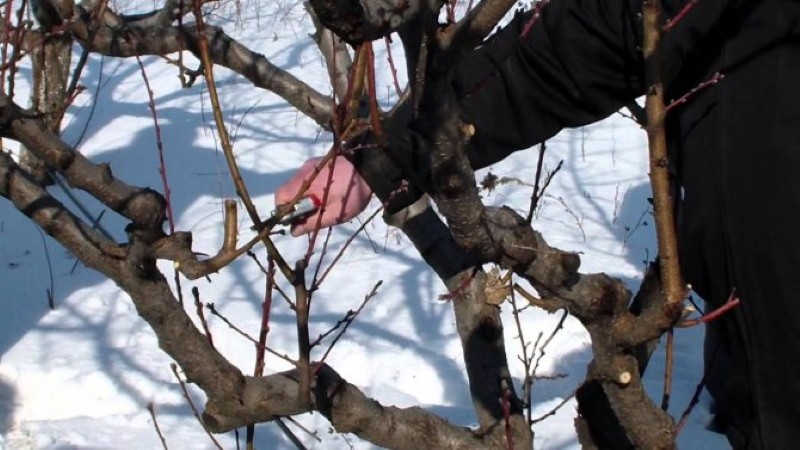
<box><xmin>355</xmin><ymin>0</ymin><xmax>742</xmax><ymax>212</ymax></box>
<box><xmin>455</xmin><ymin>0</ymin><xmax>741</xmax><ymax>169</ymax></box>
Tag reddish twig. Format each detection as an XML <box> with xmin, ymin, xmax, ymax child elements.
<box><xmin>675</xmin><ymin>373</ymin><xmax>706</xmax><ymax>434</ymax></box>
<box><xmin>526</xmin><ymin>142</ymin><xmax>547</xmax><ymax>223</ymax></box>
<box><xmin>136</xmin><ymin>54</ymin><xmax>186</xmax><ymax>305</ymax></box>
<box><xmin>247</xmin><ymin>256</ymin><xmax>276</xmax><ymax>449</ymax></box>
<box><xmin>666</xmin><ymin>72</ymin><xmax>725</xmax><ymax>113</ymax></box>
<box><xmin>501</xmin><ymin>388</ymin><xmax>514</xmax><ymax>450</ymax></box>
<box><xmin>509</xmin><ymin>284</ymin><xmax>535</xmax><ymax>423</ymax></box>
<box><xmin>438</xmin><ymin>268</ymin><xmax>478</xmax><ymax>300</ymax></box>
<box><xmin>191</xmin><ymin>287</ymin><xmax>214</xmax><ymax>347</ymax></box>
<box><xmin>447</xmin><ymin>0</ymin><xmax>458</xmax><ymax>23</ymax></box>
<box><xmin>384</xmin><ymin>36</ymin><xmax>403</xmax><ymax>98</ymax></box>
<box><xmin>678</xmin><ymin>290</ymin><xmax>741</xmax><ymax>327</ymax></box>
<box><xmin>303</xmin><ymin>148</ymin><xmax>339</xmax><ymax>268</ymax></box>
<box><xmin>520</xmin><ymin>0</ymin><xmax>550</xmax><ymax>38</ymax></box>
<box><xmin>135</xmin><ymin>56</ymin><xmax>176</xmax><ymax>232</ymax></box>
<box><xmin>364</xmin><ymin>41</ymin><xmax>385</xmax><ymax>143</ymax></box>
<box><xmin>313</xmin><ymin>205</ymin><xmax>383</xmax><ymax>290</ymax></box>
<box><xmin>247</xmin><ymin>251</ymin><xmax>295</xmax><ymax>308</ymax></box>
<box><xmin>663</xmin><ymin>0</ymin><xmax>699</xmax><ymax>32</ymax></box>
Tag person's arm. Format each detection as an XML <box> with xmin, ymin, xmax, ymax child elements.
<box><xmin>454</xmin><ymin>0</ymin><xmax>743</xmax><ymax>167</ymax></box>
<box><xmin>454</xmin><ymin>1</ymin><xmax>646</xmax><ymax>169</ymax></box>
<box><xmin>279</xmin><ymin>0</ymin><xmax>742</xmax><ymax>232</ymax></box>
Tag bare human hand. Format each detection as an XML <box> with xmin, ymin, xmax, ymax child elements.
<box><xmin>275</xmin><ymin>156</ymin><xmax>372</xmax><ymax>236</ymax></box>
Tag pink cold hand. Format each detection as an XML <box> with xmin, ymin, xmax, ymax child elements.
<box><xmin>275</xmin><ymin>156</ymin><xmax>373</xmax><ymax>236</ymax></box>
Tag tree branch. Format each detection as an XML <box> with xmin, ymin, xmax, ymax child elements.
<box><xmin>0</xmin><ymin>151</ymin><xmax>123</xmax><ymax>269</ymax></box>
<box><xmin>307</xmin><ymin>0</ymin><xmax>434</xmax><ymax>45</ymax></box>
<box><xmin>56</xmin><ymin>8</ymin><xmax>335</xmax><ymax>128</ymax></box>
<box><xmin>439</xmin><ymin>0</ymin><xmax>516</xmax><ymax>52</ymax></box>
<box><xmin>0</xmin><ymin>92</ymin><xmax>167</xmax><ymax>232</ymax></box>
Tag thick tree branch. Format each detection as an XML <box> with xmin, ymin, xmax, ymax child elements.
<box><xmin>643</xmin><ymin>0</ymin><xmax>685</xmax><ymax>306</ymax></box>
<box><xmin>0</xmin><ymin>93</ymin><xmax>167</xmax><ymax>231</ymax></box>
<box><xmin>202</xmin><ymin>364</ymin><xmax>526</xmax><ymax>450</ymax></box>
<box><xmin>1</xmin><ymin>149</ymin><xmax>503</xmax><ymax>449</ymax></box>
<box><xmin>0</xmin><ymin>151</ymin><xmax>123</xmax><ymax>269</ymax></box>
<box><xmin>306</xmin><ymin>3</ymin><xmax>353</xmax><ymax>101</ymax></box>
<box><xmin>38</xmin><ymin>5</ymin><xmax>336</xmax><ymax>128</ymax></box>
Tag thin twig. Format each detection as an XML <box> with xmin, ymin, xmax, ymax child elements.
<box><xmin>275</xmin><ymin>418</ymin><xmax>310</xmax><ymax>450</ymax></box>
<box><xmin>72</xmin><ymin>55</ymin><xmax>105</xmax><ymax>148</ymax></box>
<box><xmin>35</xmin><ymin>227</ymin><xmax>55</xmax><ymax>310</ymax></box>
<box><xmin>135</xmin><ymin>55</ymin><xmax>176</xmax><ymax>232</ymax></box>
<box><xmin>526</xmin><ymin>142</ymin><xmax>547</xmax><ymax>223</ymax></box>
<box><xmin>501</xmin><ymin>387</ymin><xmax>514</xmax><ymax>450</ymax></box>
<box><xmin>294</xmin><ymin>260</ymin><xmax>312</xmax><ymax>406</ymax></box>
<box><xmin>284</xmin><ymin>416</ymin><xmax>322</xmax><ymax>443</ymax></box>
<box><xmin>314</xmin><ymin>281</ymin><xmax>382</xmax><ymax>372</ymax></box>
<box><xmin>675</xmin><ymin>342</ymin><xmax>718</xmax><ymax>434</ymax></box>
<box><xmin>665</xmin><ymin>72</ymin><xmax>724</xmax><ymax>113</ymax></box>
<box><xmin>678</xmin><ymin>291</ymin><xmax>741</xmax><ymax>327</ymax></box>
<box><xmin>384</xmin><ymin>36</ymin><xmax>403</xmax><ymax>98</ymax></box>
<box><xmin>169</xmin><ymin>363</ymin><xmax>224</xmax><ymax>450</ymax></box>
<box><xmin>313</xmin><ymin>206</ymin><xmax>382</xmax><ymax>289</ymax></box>
<box><xmin>530</xmin><ymin>391</ymin><xmax>576</xmax><ymax>424</ymax></box>
<box><xmin>1</xmin><ymin>0</ymin><xmax>15</xmax><ymax>95</ymax></box>
<box><xmin>254</xmin><ymin>256</ymin><xmax>276</xmax><ymax>375</ymax></box>
<box><xmin>192</xmin><ymin>287</ymin><xmax>215</xmax><ymax>347</ymax></box>
<box><xmin>205</xmin><ymin>303</ymin><xmax>296</xmax><ymax>364</ymax></box>
<box><xmin>520</xmin><ymin>0</ymin><xmax>550</xmax><ymax>38</ymax></box>
<box><xmin>509</xmin><ymin>282</ymin><xmax>534</xmax><ymax>423</ymax></box>
<box><xmin>135</xmin><ymin>53</ymin><xmax>186</xmax><ymax>306</ymax></box>
<box><xmin>147</xmin><ymin>402</ymin><xmax>170</xmax><ymax>450</ymax></box>
<box><xmin>246</xmin><ymin>251</ymin><xmax>294</xmax><ymax>307</ymax></box>
<box><xmin>663</xmin><ymin>0</ymin><xmax>699</xmax><ymax>31</ymax></box>
<box><xmin>531</xmin><ymin>310</ymin><xmax>568</xmax><ymax>383</ymax></box>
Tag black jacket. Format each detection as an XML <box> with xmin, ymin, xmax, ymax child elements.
<box><xmin>354</xmin><ymin>1</ymin><xmax>800</xmax><ymax>448</ymax></box>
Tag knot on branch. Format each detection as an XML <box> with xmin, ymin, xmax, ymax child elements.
<box><xmin>563</xmin><ymin>274</ymin><xmax>630</xmax><ymax>324</ymax></box>
<box><xmin>483</xmin><ymin>206</ymin><xmax>539</xmax><ymax>265</ymax></box>
<box><xmin>307</xmin><ymin>0</ymin><xmax>368</xmax><ymax>44</ymax></box>
<box><xmin>431</xmin><ymin>159</ymin><xmax>469</xmax><ymax>198</ymax></box>
<box><xmin>123</xmin><ymin>187</ymin><xmax>167</xmax><ymax>232</ymax></box>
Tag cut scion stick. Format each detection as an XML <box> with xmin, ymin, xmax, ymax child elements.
<box><xmin>274</xmin><ymin>195</ymin><xmax>321</xmax><ymax>226</ymax></box>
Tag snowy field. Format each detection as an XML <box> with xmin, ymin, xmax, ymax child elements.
<box><xmin>0</xmin><ymin>1</ymin><xmax>728</xmax><ymax>449</ymax></box>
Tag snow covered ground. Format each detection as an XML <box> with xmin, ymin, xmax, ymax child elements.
<box><xmin>0</xmin><ymin>1</ymin><xmax>728</xmax><ymax>449</ymax></box>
